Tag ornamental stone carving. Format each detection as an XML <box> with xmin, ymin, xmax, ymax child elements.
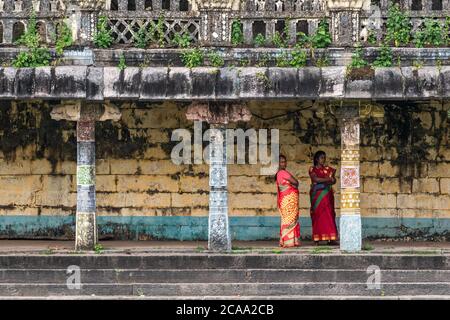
<box><xmin>327</xmin><ymin>0</ymin><xmax>367</xmax><ymax>9</ymax></box>
<box><xmin>190</xmin><ymin>0</ymin><xmax>241</xmax><ymax>11</ymax></box>
<box><xmin>79</xmin><ymin>0</ymin><xmax>105</xmax><ymax>10</ymax></box>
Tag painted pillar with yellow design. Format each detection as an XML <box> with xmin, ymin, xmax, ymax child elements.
<box><xmin>337</xmin><ymin>106</ymin><xmax>362</xmax><ymax>252</ymax></box>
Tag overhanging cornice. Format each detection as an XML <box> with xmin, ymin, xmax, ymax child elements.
<box><xmin>0</xmin><ymin>66</ymin><xmax>448</xmax><ymax>101</ymax></box>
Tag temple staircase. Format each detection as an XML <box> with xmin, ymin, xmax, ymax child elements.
<box><xmin>0</xmin><ymin>253</ymin><xmax>449</xmax><ymax>299</ymax></box>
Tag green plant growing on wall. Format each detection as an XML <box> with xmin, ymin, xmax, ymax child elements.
<box><xmin>347</xmin><ymin>44</ymin><xmax>373</xmax><ymax>79</ymax></box>
<box><xmin>156</xmin><ymin>15</ymin><xmax>166</xmax><ymax>47</ymax></box>
<box><xmin>412</xmin><ymin>59</ymin><xmax>424</xmax><ymax>69</ymax></box>
<box><xmin>135</xmin><ymin>25</ymin><xmax>151</xmax><ymax>49</ymax></box>
<box><xmin>310</xmin><ymin>19</ymin><xmax>332</xmax><ymax>49</ymax></box>
<box><xmin>271</xmin><ymin>31</ymin><xmax>288</xmax><ymax>48</ymax></box>
<box><xmin>275</xmin><ymin>51</ymin><xmax>290</xmax><ymax>67</ymax></box>
<box><xmin>385</xmin><ymin>3</ymin><xmax>411</xmax><ymax>47</ymax></box>
<box><xmin>254</xmin><ymin>33</ymin><xmax>266</xmax><ymax>47</ymax></box>
<box><xmin>362</xmin><ymin>243</ymin><xmax>374</xmax><ymax>251</ymax></box>
<box><xmin>255</xmin><ymin>53</ymin><xmax>270</xmax><ymax>67</ymax></box>
<box><xmin>208</xmin><ymin>51</ymin><xmax>224</xmax><ymax>67</ymax></box>
<box><xmin>172</xmin><ymin>32</ymin><xmax>191</xmax><ymax>48</ymax></box>
<box><xmin>13</xmin><ymin>11</ymin><xmax>51</xmax><ymax>67</ymax></box>
<box><xmin>118</xmin><ymin>53</ymin><xmax>126</xmax><ymax>70</ymax></box>
<box><xmin>349</xmin><ymin>44</ymin><xmax>369</xmax><ymax>69</ymax></box>
<box><xmin>55</xmin><ymin>22</ymin><xmax>73</xmax><ymax>56</ymax></box>
<box><xmin>444</xmin><ymin>17</ymin><xmax>450</xmax><ymax>45</ymax></box>
<box><xmin>256</xmin><ymin>71</ymin><xmax>271</xmax><ymax>89</ymax></box>
<box><xmin>290</xmin><ymin>45</ymin><xmax>307</xmax><ymax>68</ymax></box>
<box><xmin>372</xmin><ymin>42</ymin><xmax>393</xmax><ymax>67</ymax></box>
<box><xmin>231</xmin><ymin>20</ymin><xmax>244</xmax><ymax>46</ymax></box>
<box><xmin>239</xmin><ymin>58</ymin><xmax>251</xmax><ymax>67</ymax></box>
<box><xmin>314</xmin><ymin>55</ymin><xmax>329</xmax><ymax>67</ymax></box>
<box><xmin>436</xmin><ymin>59</ymin><xmax>443</xmax><ymax>72</ymax></box>
<box><xmin>181</xmin><ymin>48</ymin><xmax>204</xmax><ymax>68</ymax></box>
<box><xmin>367</xmin><ymin>29</ymin><xmax>377</xmax><ymax>45</ymax></box>
<box><xmin>138</xmin><ymin>56</ymin><xmax>152</xmax><ymax>68</ymax></box>
<box><xmin>296</xmin><ymin>31</ymin><xmax>310</xmax><ymax>47</ymax></box>
<box><xmin>414</xmin><ymin>19</ymin><xmax>445</xmax><ymax>48</ymax></box>
<box><xmin>271</xmin><ymin>22</ymin><xmax>291</xmax><ymax>48</ymax></box>
<box><xmin>94</xmin><ymin>15</ymin><xmax>113</xmax><ymax>48</ymax></box>
<box><xmin>94</xmin><ymin>244</ymin><xmax>104</xmax><ymax>254</ymax></box>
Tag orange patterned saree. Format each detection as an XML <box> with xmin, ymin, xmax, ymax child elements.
<box><xmin>276</xmin><ymin>170</ymin><xmax>301</xmax><ymax>247</ymax></box>
<box><xmin>309</xmin><ymin>166</ymin><xmax>338</xmax><ymax>242</ymax></box>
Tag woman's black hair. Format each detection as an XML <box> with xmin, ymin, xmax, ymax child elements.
<box><xmin>313</xmin><ymin>150</ymin><xmax>326</xmax><ymax>166</ymax></box>
<box><xmin>276</xmin><ymin>154</ymin><xmax>287</xmax><ymax>179</ymax></box>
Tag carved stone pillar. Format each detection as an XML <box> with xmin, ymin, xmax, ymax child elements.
<box><xmin>328</xmin><ymin>0</ymin><xmax>365</xmax><ymax>47</ymax></box>
<box><xmin>336</xmin><ymin>105</ymin><xmax>361</xmax><ymax>252</ymax></box>
<box><xmin>51</xmin><ymin>101</ymin><xmax>121</xmax><ymax>251</ymax></box>
<box><xmin>186</xmin><ymin>102</ymin><xmax>251</xmax><ymax>252</ymax></box>
<box><xmin>208</xmin><ymin>123</ymin><xmax>230</xmax><ymax>251</ymax></box>
<box><xmin>200</xmin><ymin>9</ymin><xmax>231</xmax><ymax>46</ymax></box>
<box><xmin>78</xmin><ymin>0</ymin><xmax>105</xmax><ymax>42</ymax></box>
<box><xmin>197</xmin><ymin>0</ymin><xmax>241</xmax><ymax>46</ymax></box>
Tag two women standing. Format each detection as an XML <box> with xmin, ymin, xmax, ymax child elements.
<box><xmin>276</xmin><ymin>151</ymin><xmax>338</xmax><ymax>248</ymax></box>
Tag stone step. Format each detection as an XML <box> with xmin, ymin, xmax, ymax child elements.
<box><xmin>1</xmin><ymin>254</ymin><xmax>449</xmax><ymax>270</ymax></box>
<box><xmin>0</xmin><ymin>282</ymin><xmax>449</xmax><ymax>297</ymax></box>
<box><xmin>1</xmin><ymin>269</ymin><xmax>450</xmax><ymax>284</ymax></box>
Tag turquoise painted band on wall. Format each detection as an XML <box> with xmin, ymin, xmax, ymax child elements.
<box><xmin>0</xmin><ymin>216</ymin><xmax>448</xmax><ymax>240</ymax></box>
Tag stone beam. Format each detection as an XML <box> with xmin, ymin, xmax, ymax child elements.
<box><xmin>51</xmin><ymin>101</ymin><xmax>121</xmax><ymax>251</ymax></box>
<box><xmin>1</xmin><ymin>66</ymin><xmax>449</xmax><ymax>101</ymax></box>
<box><xmin>186</xmin><ymin>102</ymin><xmax>251</xmax><ymax>252</ymax></box>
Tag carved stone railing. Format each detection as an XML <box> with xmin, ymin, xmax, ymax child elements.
<box><xmin>0</xmin><ymin>0</ymin><xmax>66</xmax><ymax>44</ymax></box>
<box><xmin>360</xmin><ymin>0</ymin><xmax>450</xmax><ymax>44</ymax></box>
<box><xmin>234</xmin><ymin>0</ymin><xmax>328</xmax><ymax>46</ymax></box>
<box><xmin>96</xmin><ymin>1</ymin><xmax>200</xmax><ymax>45</ymax></box>
<box><xmin>98</xmin><ymin>0</ymin><xmax>329</xmax><ymax>46</ymax></box>
<box><xmin>0</xmin><ymin>0</ymin><xmax>448</xmax><ymax>47</ymax></box>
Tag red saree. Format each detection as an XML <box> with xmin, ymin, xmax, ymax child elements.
<box><xmin>309</xmin><ymin>166</ymin><xmax>338</xmax><ymax>242</ymax></box>
<box><xmin>276</xmin><ymin>170</ymin><xmax>301</xmax><ymax>247</ymax></box>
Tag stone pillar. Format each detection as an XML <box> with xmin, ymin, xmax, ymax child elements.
<box><xmin>186</xmin><ymin>102</ymin><xmax>251</xmax><ymax>252</ymax></box>
<box><xmin>200</xmin><ymin>9</ymin><xmax>232</xmax><ymax>46</ymax></box>
<box><xmin>328</xmin><ymin>0</ymin><xmax>365</xmax><ymax>47</ymax></box>
<box><xmin>208</xmin><ymin>124</ymin><xmax>230</xmax><ymax>251</ymax></box>
<box><xmin>337</xmin><ymin>106</ymin><xmax>362</xmax><ymax>252</ymax></box>
<box><xmin>76</xmin><ymin>116</ymin><xmax>97</xmax><ymax>251</ymax></box>
<box><xmin>196</xmin><ymin>0</ymin><xmax>241</xmax><ymax>46</ymax></box>
<box><xmin>51</xmin><ymin>101</ymin><xmax>121</xmax><ymax>251</ymax></box>
<box><xmin>77</xmin><ymin>0</ymin><xmax>106</xmax><ymax>42</ymax></box>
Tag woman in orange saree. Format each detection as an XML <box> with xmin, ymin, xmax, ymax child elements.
<box><xmin>276</xmin><ymin>155</ymin><xmax>301</xmax><ymax>248</ymax></box>
<box><xmin>309</xmin><ymin>151</ymin><xmax>338</xmax><ymax>245</ymax></box>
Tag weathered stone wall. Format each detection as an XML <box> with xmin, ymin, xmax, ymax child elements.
<box><xmin>0</xmin><ymin>100</ymin><xmax>448</xmax><ymax>238</ymax></box>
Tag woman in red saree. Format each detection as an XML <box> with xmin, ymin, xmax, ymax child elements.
<box><xmin>309</xmin><ymin>151</ymin><xmax>338</xmax><ymax>245</ymax></box>
<box><xmin>276</xmin><ymin>155</ymin><xmax>301</xmax><ymax>247</ymax></box>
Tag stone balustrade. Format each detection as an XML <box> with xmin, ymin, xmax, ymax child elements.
<box><xmin>0</xmin><ymin>0</ymin><xmax>447</xmax><ymax>47</ymax></box>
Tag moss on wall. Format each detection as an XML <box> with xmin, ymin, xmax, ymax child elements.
<box><xmin>0</xmin><ymin>101</ymin><xmax>77</xmax><ymax>170</ymax></box>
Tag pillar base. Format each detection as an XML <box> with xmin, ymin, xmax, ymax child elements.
<box><xmin>208</xmin><ymin>213</ymin><xmax>231</xmax><ymax>252</ymax></box>
<box><xmin>75</xmin><ymin>212</ymin><xmax>97</xmax><ymax>251</ymax></box>
<box><xmin>208</xmin><ymin>191</ymin><xmax>231</xmax><ymax>252</ymax></box>
<box><xmin>340</xmin><ymin>214</ymin><xmax>362</xmax><ymax>252</ymax></box>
